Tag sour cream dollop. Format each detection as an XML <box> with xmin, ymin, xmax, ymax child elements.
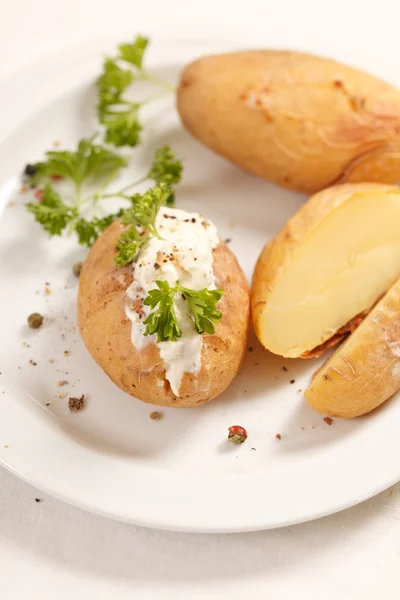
<box><xmin>125</xmin><ymin>206</ymin><xmax>219</xmax><ymax>396</ymax></box>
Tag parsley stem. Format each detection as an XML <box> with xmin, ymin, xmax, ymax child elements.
<box><xmin>113</xmin><ymin>176</ymin><xmax>147</xmax><ymax>195</ymax></box>
<box><xmin>91</xmin><ymin>167</ymin><xmax>123</xmax><ymax>205</ymax></box>
<box><xmin>68</xmin><ymin>183</ymin><xmax>83</xmax><ymax>234</ymax></box>
<box><xmin>141</xmin><ymin>89</ymin><xmax>173</xmax><ymax>106</ymax></box>
<box><xmin>140</xmin><ymin>71</ymin><xmax>175</xmax><ymax>93</ymax></box>
<box><xmin>85</xmin><ymin>176</ymin><xmax>148</xmax><ymax>203</ymax></box>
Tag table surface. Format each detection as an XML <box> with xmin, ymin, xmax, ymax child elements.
<box><xmin>1</xmin><ymin>0</ymin><xmax>399</xmax><ymax>597</ymax></box>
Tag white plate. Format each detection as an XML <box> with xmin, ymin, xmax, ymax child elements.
<box><xmin>0</xmin><ymin>38</ymin><xmax>399</xmax><ymax>533</ymax></box>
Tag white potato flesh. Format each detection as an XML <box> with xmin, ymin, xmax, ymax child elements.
<box><xmin>256</xmin><ymin>188</ymin><xmax>400</xmax><ymax>357</ymax></box>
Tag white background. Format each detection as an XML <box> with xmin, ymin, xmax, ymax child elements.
<box><xmin>1</xmin><ymin>0</ymin><xmax>400</xmax><ymax>597</ymax></box>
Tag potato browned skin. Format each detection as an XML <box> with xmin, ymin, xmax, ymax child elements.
<box><xmin>177</xmin><ymin>51</ymin><xmax>400</xmax><ymax>193</ymax></box>
<box><xmin>78</xmin><ymin>220</ymin><xmax>250</xmax><ymax>408</ymax></box>
<box><xmin>305</xmin><ymin>277</ymin><xmax>400</xmax><ymax>418</ymax></box>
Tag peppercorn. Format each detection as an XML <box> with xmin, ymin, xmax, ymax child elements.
<box><xmin>24</xmin><ymin>164</ymin><xmax>36</xmax><ymax>177</ymax></box>
<box><xmin>72</xmin><ymin>262</ymin><xmax>83</xmax><ymax>277</ymax></box>
<box><xmin>27</xmin><ymin>313</ymin><xmax>44</xmax><ymax>329</ymax></box>
<box><xmin>228</xmin><ymin>425</ymin><xmax>248</xmax><ymax>445</ymax></box>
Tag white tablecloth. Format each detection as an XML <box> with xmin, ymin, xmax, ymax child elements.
<box><xmin>1</xmin><ymin>1</ymin><xmax>399</xmax><ymax>597</ymax></box>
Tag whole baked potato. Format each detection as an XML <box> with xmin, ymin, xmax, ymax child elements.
<box><xmin>78</xmin><ymin>206</ymin><xmax>250</xmax><ymax>408</ymax></box>
<box><xmin>177</xmin><ymin>51</ymin><xmax>400</xmax><ymax>193</ymax></box>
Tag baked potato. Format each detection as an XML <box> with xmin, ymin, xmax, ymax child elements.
<box><xmin>306</xmin><ymin>277</ymin><xmax>400</xmax><ymax>418</ymax></box>
<box><xmin>177</xmin><ymin>50</ymin><xmax>400</xmax><ymax>193</ymax></box>
<box><xmin>251</xmin><ymin>183</ymin><xmax>400</xmax><ymax>358</ymax></box>
<box><xmin>78</xmin><ymin>207</ymin><xmax>250</xmax><ymax>408</ymax></box>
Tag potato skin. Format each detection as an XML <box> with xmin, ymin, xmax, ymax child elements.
<box><xmin>305</xmin><ymin>277</ymin><xmax>400</xmax><ymax>418</ymax></box>
<box><xmin>177</xmin><ymin>51</ymin><xmax>400</xmax><ymax>193</ymax></box>
<box><xmin>78</xmin><ymin>220</ymin><xmax>250</xmax><ymax>408</ymax></box>
<box><xmin>251</xmin><ymin>183</ymin><xmax>400</xmax><ymax>356</ymax></box>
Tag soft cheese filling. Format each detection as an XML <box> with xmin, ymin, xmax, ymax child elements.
<box><xmin>125</xmin><ymin>206</ymin><xmax>219</xmax><ymax>395</ymax></box>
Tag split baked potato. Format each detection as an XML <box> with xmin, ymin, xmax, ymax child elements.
<box><xmin>306</xmin><ymin>276</ymin><xmax>400</xmax><ymax>418</ymax></box>
<box><xmin>177</xmin><ymin>50</ymin><xmax>400</xmax><ymax>193</ymax></box>
<box><xmin>251</xmin><ymin>183</ymin><xmax>400</xmax><ymax>358</ymax></box>
<box><xmin>78</xmin><ymin>216</ymin><xmax>250</xmax><ymax>408</ymax></box>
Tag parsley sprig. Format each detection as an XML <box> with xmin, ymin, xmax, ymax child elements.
<box><xmin>115</xmin><ymin>226</ymin><xmax>147</xmax><ymax>267</ymax></box>
<box><xmin>143</xmin><ymin>281</ymin><xmax>224</xmax><ymax>342</ymax></box>
<box><xmin>120</xmin><ymin>184</ymin><xmax>169</xmax><ymax>237</ymax></box>
<box><xmin>114</xmin><ymin>183</ymin><xmax>170</xmax><ymax>266</ymax></box>
<box><xmin>24</xmin><ymin>34</ymin><xmax>181</xmax><ymax>247</ymax></box>
<box><xmin>26</xmin><ymin>185</ymin><xmax>77</xmax><ymax>235</ymax></box>
<box><xmin>25</xmin><ymin>138</ymin><xmax>127</xmax><ymax>243</ymax></box>
<box><xmin>97</xmin><ymin>36</ymin><xmax>175</xmax><ymax>147</ymax></box>
<box><xmin>143</xmin><ymin>280</ymin><xmax>182</xmax><ymax>342</ymax></box>
<box><xmin>28</xmin><ymin>137</ymin><xmax>127</xmax><ymax>190</ymax></box>
<box><xmin>180</xmin><ymin>286</ymin><xmax>225</xmax><ymax>335</ymax></box>
<box><xmin>25</xmin><ymin>141</ymin><xmax>181</xmax><ymax>247</ymax></box>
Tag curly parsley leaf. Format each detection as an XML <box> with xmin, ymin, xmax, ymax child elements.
<box><xmin>98</xmin><ymin>90</ymin><xmax>142</xmax><ymax>148</ymax></box>
<box><xmin>96</xmin><ymin>36</ymin><xmax>174</xmax><ymax>148</ymax></box>
<box><xmin>114</xmin><ymin>184</ymin><xmax>171</xmax><ymax>265</ymax></box>
<box><xmin>118</xmin><ymin>36</ymin><xmax>149</xmax><ymax>69</ymax></box>
<box><xmin>96</xmin><ymin>36</ymin><xmax>149</xmax><ymax>148</ymax></box>
<box><xmin>115</xmin><ymin>226</ymin><xmax>148</xmax><ymax>267</ymax></box>
<box><xmin>180</xmin><ymin>287</ymin><xmax>224</xmax><ymax>334</ymax></box>
<box><xmin>143</xmin><ymin>280</ymin><xmax>182</xmax><ymax>342</ymax></box>
<box><xmin>75</xmin><ymin>214</ymin><xmax>120</xmax><ymax>248</ymax></box>
<box><xmin>26</xmin><ymin>185</ymin><xmax>76</xmax><ymax>235</ymax></box>
<box><xmin>147</xmin><ymin>146</ymin><xmax>182</xmax><ymax>206</ymax></box>
<box><xmin>121</xmin><ymin>183</ymin><xmax>170</xmax><ymax>238</ymax></box>
<box><xmin>97</xmin><ymin>58</ymin><xmax>133</xmax><ymax>108</ymax></box>
<box><xmin>143</xmin><ymin>281</ymin><xmax>224</xmax><ymax>342</ymax></box>
<box><xmin>27</xmin><ymin>138</ymin><xmax>127</xmax><ymax>188</ymax></box>
<box><xmin>148</xmin><ymin>146</ymin><xmax>182</xmax><ymax>186</ymax></box>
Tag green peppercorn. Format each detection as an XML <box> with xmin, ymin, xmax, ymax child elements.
<box><xmin>27</xmin><ymin>313</ymin><xmax>44</xmax><ymax>329</ymax></box>
<box><xmin>73</xmin><ymin>262</ymin><xmax>83</xmax><ymax>277</ymax></box>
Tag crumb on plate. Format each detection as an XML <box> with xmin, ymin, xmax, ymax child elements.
<box><xmin>68</xmin><ymin>395</ymin><xmax>85</xmax><ymax>412</ymax></box>
<box><xmin>150</xmin><ymin>411</ymin><xmax>163</xmax><ymax>420</ymax></box>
